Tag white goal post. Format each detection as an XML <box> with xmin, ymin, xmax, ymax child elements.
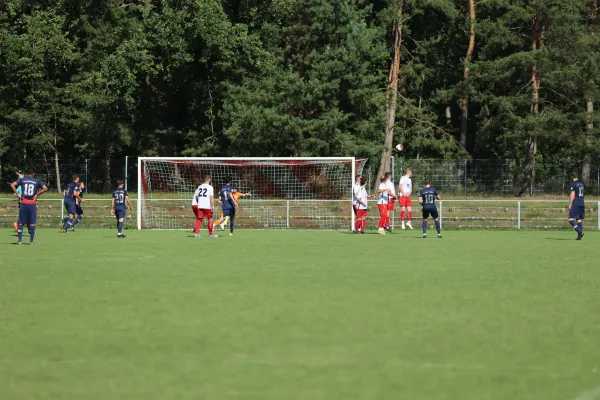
<box><xmin>137</xmin><ymin>157</ymin><xmax>367</xmax><ymax>230</ymax></box>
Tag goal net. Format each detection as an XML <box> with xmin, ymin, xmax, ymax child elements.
<box><xmin>138</xmin><ymin>158</ymin><xmax>367</xmax><ymax>230</ymax></box>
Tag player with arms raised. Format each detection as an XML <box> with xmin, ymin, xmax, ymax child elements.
<box><xmin>568</xmin><ymin>172</ymin><xmax>585</xmax><ymax>240</ymax></box>
<box><xmin>399</xmin><ymin>168</ymin><xmax>413</xmax><ymax>229</ymax></box>
<box><xmin>10</xmin><ymin>168</ymin><xmax>48</xmax><ymax>245</ymax></box>
<box><xmin>419</xmin><ymin>179</ymin><xmax>442</xmax><ymax>239</ymax></box>
<box><xmin>193</xmin><ymin>175</ymin><xmax>217</xmax><ymax>238</ymax></box>
<box><xmin>219</xmin><ymin>177</ymin><xmax>238</xmax><ymax>236</ymax></box>
<box><xmin>111</xmin><ymin>179</ymin><xmax>133</xmax><ymax>238</ymax></box>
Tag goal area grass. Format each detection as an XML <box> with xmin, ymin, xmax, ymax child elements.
<box><xmin>1</xmin><ymin>229</ymin><xmax>599</xmax><ymax>399</ymax></box>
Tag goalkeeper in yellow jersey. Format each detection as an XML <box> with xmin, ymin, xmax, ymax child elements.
<box><xmin>215</xmin><ymin>189</ymin><xmax>251</xmax><ymax>230</ymax></box>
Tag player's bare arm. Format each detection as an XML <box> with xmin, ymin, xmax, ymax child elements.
<box><xmin>398</xmin><ymin>183</ymin><xmax>405</xmax><ymax>197</ymax></box>
<box><xmin>568</xmin><ymin>191</ymin><xmax>575</xmax><ymax>210</ymax></box>
<box><xmin>418</xmin><ymin>195</ymin><xmax>423</xmax><ymax>205</ymax></box>
<box><xmin>34</xmin><ymin>184</ymin><xmax>48</xmax><ymax>200</ymax></box>
<box><xmin>10</xmin><ymin>181</ymin><xmax>21</xmax><ymax>198</ymax></box>
<box><xmin>125</xmin><ymin>195</ymin><xmax>134</xmax><ymax>210</ymax></box>
<box><xmin>210</xmin><ymin>195</ymin><xmax>214</xmax><ymax>211</ymax></box>
<box><xmin>110</xmin><ymin>198</ymin><xmax>115</xmax><ymax>215</ymax></box>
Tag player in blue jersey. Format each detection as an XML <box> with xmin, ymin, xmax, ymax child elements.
<box><xmin>62</xmin><ymin>173</ymin><xmax>84</xmax><ymax>232</ymax></box>
<box><xmin>111</xmin><ymin>179</ymin><xmax>133</xmax><ymax>238</ymax></box>
<box><xmin>568</xmin><ymin>172</ymin><xmax>585</xmax><ymax>240</ymax></box>
<box><xmin>218</xmin><ymin>177</ymin><xmax>238</xmax><ymax>236</ymax></box>
<box><xmin>418</xmin><ymin>179</ymin><xmax>442</xmax><ymax>239</ymax></box>
<box><xmin>10</xmin><ymin>168</ymin><xmax>48</xmax><ymax>245</ymax></box>
<box><xmin>71</xmin><ymin>181</ymin><xmax>85</xmax><ymax>231</ymax></box>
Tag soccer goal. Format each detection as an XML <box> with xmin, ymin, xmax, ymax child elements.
<box><xmin>137</xmin><ymin>158</ymin><xmax>367</xmax><ymax>230</ymax></box>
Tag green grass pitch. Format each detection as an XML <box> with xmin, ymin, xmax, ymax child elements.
<box><xmin>1</xmin><ymin>228</ymin><xmax>599</xmax><ymax>400</ymax></box>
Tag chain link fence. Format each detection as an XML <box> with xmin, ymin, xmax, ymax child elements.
<box><xmin>3</xmin><ymin>157</ymin><xmax>600</xmax><ymax>196</ymax></box>
<box><xmin>379</xmin><ymin>159</ymin><xmax>600</xmax><ymax>196</ymax></box>
<box><xmin>1</xmin><ymin>157</ymin><xmax>138</xmax><ymax>194</ymax></box>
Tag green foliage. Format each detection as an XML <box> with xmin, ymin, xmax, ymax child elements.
<box><xmin>0</xmin><ymin>0</ymin><xmax>599</xmax><ymax>190</ymax></box>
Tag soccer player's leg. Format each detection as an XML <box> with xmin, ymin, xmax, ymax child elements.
<box><xmin>422</xmin><ymin>209</ymin><xmax>429</xmax><ymax>238</ymax></box>
<box><xmin>28</xmin><ymin>205</ymin><xmax>37</xmax><ymax>244</ymax></box>
<box><xmin>228</xmin><ymin>209</ymin><xmax>236</xmax><ymax>236</ymax></box>
<box><xmin>17</xmin><ymin>205</ymin><xmax>28</xmax><ymax>244</ymax></box>
<box><xmin>377</xmin><ymin>204</ymin><xmax>386</xmax><ymax>234</ymax></box>
<box><xmin>568</xmin><ymin>207</ymin><xmax>582</xmax><ymax>238</ymax></box>
<box><xmin>206</xmin><ymin>209</ymin><xmax>216</xmax><ymax>237</ymax></box>
<box><xmin>406</xmin><ymin>197</ymin><xmax>413</xmax><ymax>229</ymax></box>
<box><xmin>431</xmin><ymin>209</ymin><xmax>441</xmax><ymax>238</ymax></box>
<box><xmin>63</xmin><ymin>202</ymin><xmax>76</xmax><ymax>232</ymax></box>
<box><xmin>72</xmin><ymin>205</ymin><xmax>84</xmax><ymax>230</ymax></box>
<box><xmin>354</xmin><ymin>208</ymin><xmax>362</xmax><ymax>233</ymax></box>
<box><xmin>576</xmin><ymin>207</ymin><xmax>585</xmax><ymax>240</ymax></box>
<box><xmin>361</xmin><ymin>210</ymin><xmax>367</xmax><ymax>233</ymax></box>
<box><xmin>400</xmin><ymin>197</ymin><xmax>406</xmax><ymax>229</ymax></box>
<box><xmin>116</xmin><ymin>209</ymin><xmax>126</xmax><ymax>238</ymax></box>
<box><xmin>385</xmin><ymin>199</ymin><xmax>394</xmax><ymax>231</ymax></box>
<box><xmin>193</xmin><ymin>205</ymin><xmax>201</xmax><ymax>236</ymax></box>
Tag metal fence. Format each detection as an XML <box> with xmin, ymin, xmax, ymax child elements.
<box><xmin>2</xmin><ymin>198</ymin><xmax>597</xmax><ymax>231</ymax></box>
<box><xmin>1</xmin><ymin>157</ymin><xmax>137</xmax><ymax>194</ymax></box>
<box><xmin>362</xmin><ymin>158</ymin><xmax>600</xmax><ymax>196</ymax></box>
<box><xmin>3</xmin><ymin>157</ymin><xmax>600</xmax><ymax>196</ymax></box>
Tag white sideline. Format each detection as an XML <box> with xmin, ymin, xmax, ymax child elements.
<box><xmin>572</xmin><ymin>385</ymin><xmax>600</xmax><ymax>400</ymax></box>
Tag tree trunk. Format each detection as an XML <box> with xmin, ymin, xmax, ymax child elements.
<box><xmin>376</xmin><ymin>5</ymin><xmax>403</xmax><ymax>185</ymax></box>
<box><xmin>521</xmin><ymin>18</ymin><xmax>541</xmax><ymax>196</ymax></box>
<box><xmin>103</xmin><ymin>143</ymin><xmax>111</xmax><ymax>193</ymax></box>
<box><xmin>582</xmin><ymin>1</ymin><xmax>597</xmax><ymax>185</ymax></box>
<box><xmin>53</xmin><ymin>113</ymin><xmax>61</xmax><ymax>193</ymax></box>
<box><xmin>582</xmin><ymin>97</ymin><xmax>593</xmax><ymax>184</ymax></box>
<box><xmin>459</xmin><ymin>0</ymin><xmax>476</xmax><ymax>151</ymax></box>
<box><xmin>445</xmin><ymin>105</ymin><xmax>452</xmax><ymax>127</ymax></box>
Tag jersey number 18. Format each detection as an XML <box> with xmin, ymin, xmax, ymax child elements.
<box><xmin>23</xmin><ymin>184</ymin><xmax>35</xmax><ymax>196</ymax></box>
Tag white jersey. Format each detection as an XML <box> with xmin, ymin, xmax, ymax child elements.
<box><xmin>385</xmin><ymin>179</ymin><xmax>396</xmax><ymax>196</ymax></box>
<box><xmin>352</xmin><ymin>183</ymin><xmax>361</xmax><ymax>206</ymax></box>
<box><xmin>193</xmin><ymin>183</ymin><xmax>214</xmax><ymax>209</ymax></box>
<box><xmin>357</xmin><ymin>187</ymin><xmax>368</xmax><ymax>210</ymax></box>
<box><xmin>377</xmin><ymin>183</ymin><xmax>389</xmax><ymax>205</ymax></box>
<box><xmin>399</xmin><ymin>175</ymin><xmax>412</xmax><ymax>197</ymax></box>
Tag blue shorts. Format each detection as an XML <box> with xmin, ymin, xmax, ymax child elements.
<box><xmin>76</xmin><ymin>204</ymin><xmax>84</xmax><ymax>215</ymax></box>
<box><xmin>19</xmin><ymin>203</ymin><xmax>37</xmax><ymax>225</ymax></box>
<box><xmin>423</xmin><ymin>207</ymin><xmax>439</xmax><ymax>220</ymax></box>
<box><xmin>115</xmin><ymin>208</ymin><xmax>126</xmax><ymax>220</ymax></box>
<box><xmin>65</xmin><ymin>201</ymin><xmax>77</xmax><ymax>215</ymax></box>
<box><xmin>569</xmin><ymin>206</ymin><xmax>585</xmax><ymax>220</ymax></box>
<box><xmin>223</xmin><ymin>207</ymin><xmax>236</xmax><ymax>218</ymax></box>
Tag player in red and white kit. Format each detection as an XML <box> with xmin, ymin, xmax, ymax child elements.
<box><xmin>352</xmin><ymin>175</ymin><xmax>362</xmax><ymax>231</ymax></box>
<box><xmin>399</xmin><ymin>168</ymin><xmax>413</xmax><ymax>229</ymax></box>
<box><xmin>384</xmin><ymin>172</ymin><xmax>396</xmax><ymax>232</ymax></box>
<box><xmin>377</xmin><ymin>176</ymin><xmax>395</xmax><ymax>234</ymax></box>
<box><xmin>192</xmin><ymin>175</ymin><xmax>217</xmax><ymax>238</ymax></box>
<box><xmin>355</xmin><ymin>178</ymin><xmax>368</xmax><ymax>234</ymax></box>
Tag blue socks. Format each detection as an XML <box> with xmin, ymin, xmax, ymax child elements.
<box><xmin>29</xmin><ymin>226</ymin><xmax>36</xmax><ymax>243</ymax></box>
<box><xmin>435</xmin><ymin>221</ymin><xmax>441</xmax><ymax>235</ymax></box>
<box><xmin>570</xmin><ymin>220</ymin><xmax>582</xmax><ymax>234</ymax></box>
<box><xmin>73</xmin><ymin>215</ymin><xmax>83</xmax><ymax>227</ymax></box>
<box><xmin>18</xmin><ymin>224</ymin><xmax>23</xmax><ymax>242</ymax></box>
<box><xmin>63</xmin><ymin>217</ymin><xmax>73</xmax><ymax>231</ymax></box>
<box><xmin>230</xmin><ymin>217</ymin><xmax>235</xmax><ymax>233</ymax></box>
<box><xmin>422</xmin><ymin>220</ymin><xmax>427</xmax><ymax>235</ymax></box>
<box><xmin>117</xmin><ymin>222</ymin><xmax>123</xmax><ymax>235</ymax></box>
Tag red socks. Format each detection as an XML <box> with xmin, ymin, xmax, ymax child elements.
<box><xmin>195</xmin><ymin>219</ymin><xmax>201</xmax><ymax>234</ymax></box>
<box><xmin>408</xmin><ymin>211</ymin><xmax>412</xmax><ymax>221</ymax></box>
<box><xmin>208</xmin><ymin>221</ymin><xmax>214</xmax><ymax>235</ymax></box>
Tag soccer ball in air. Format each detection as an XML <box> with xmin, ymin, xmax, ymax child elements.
<box><xmin>395</xmin><ymin>144</ymin><xmax>404</xmax><ymax>151</ymax></box>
